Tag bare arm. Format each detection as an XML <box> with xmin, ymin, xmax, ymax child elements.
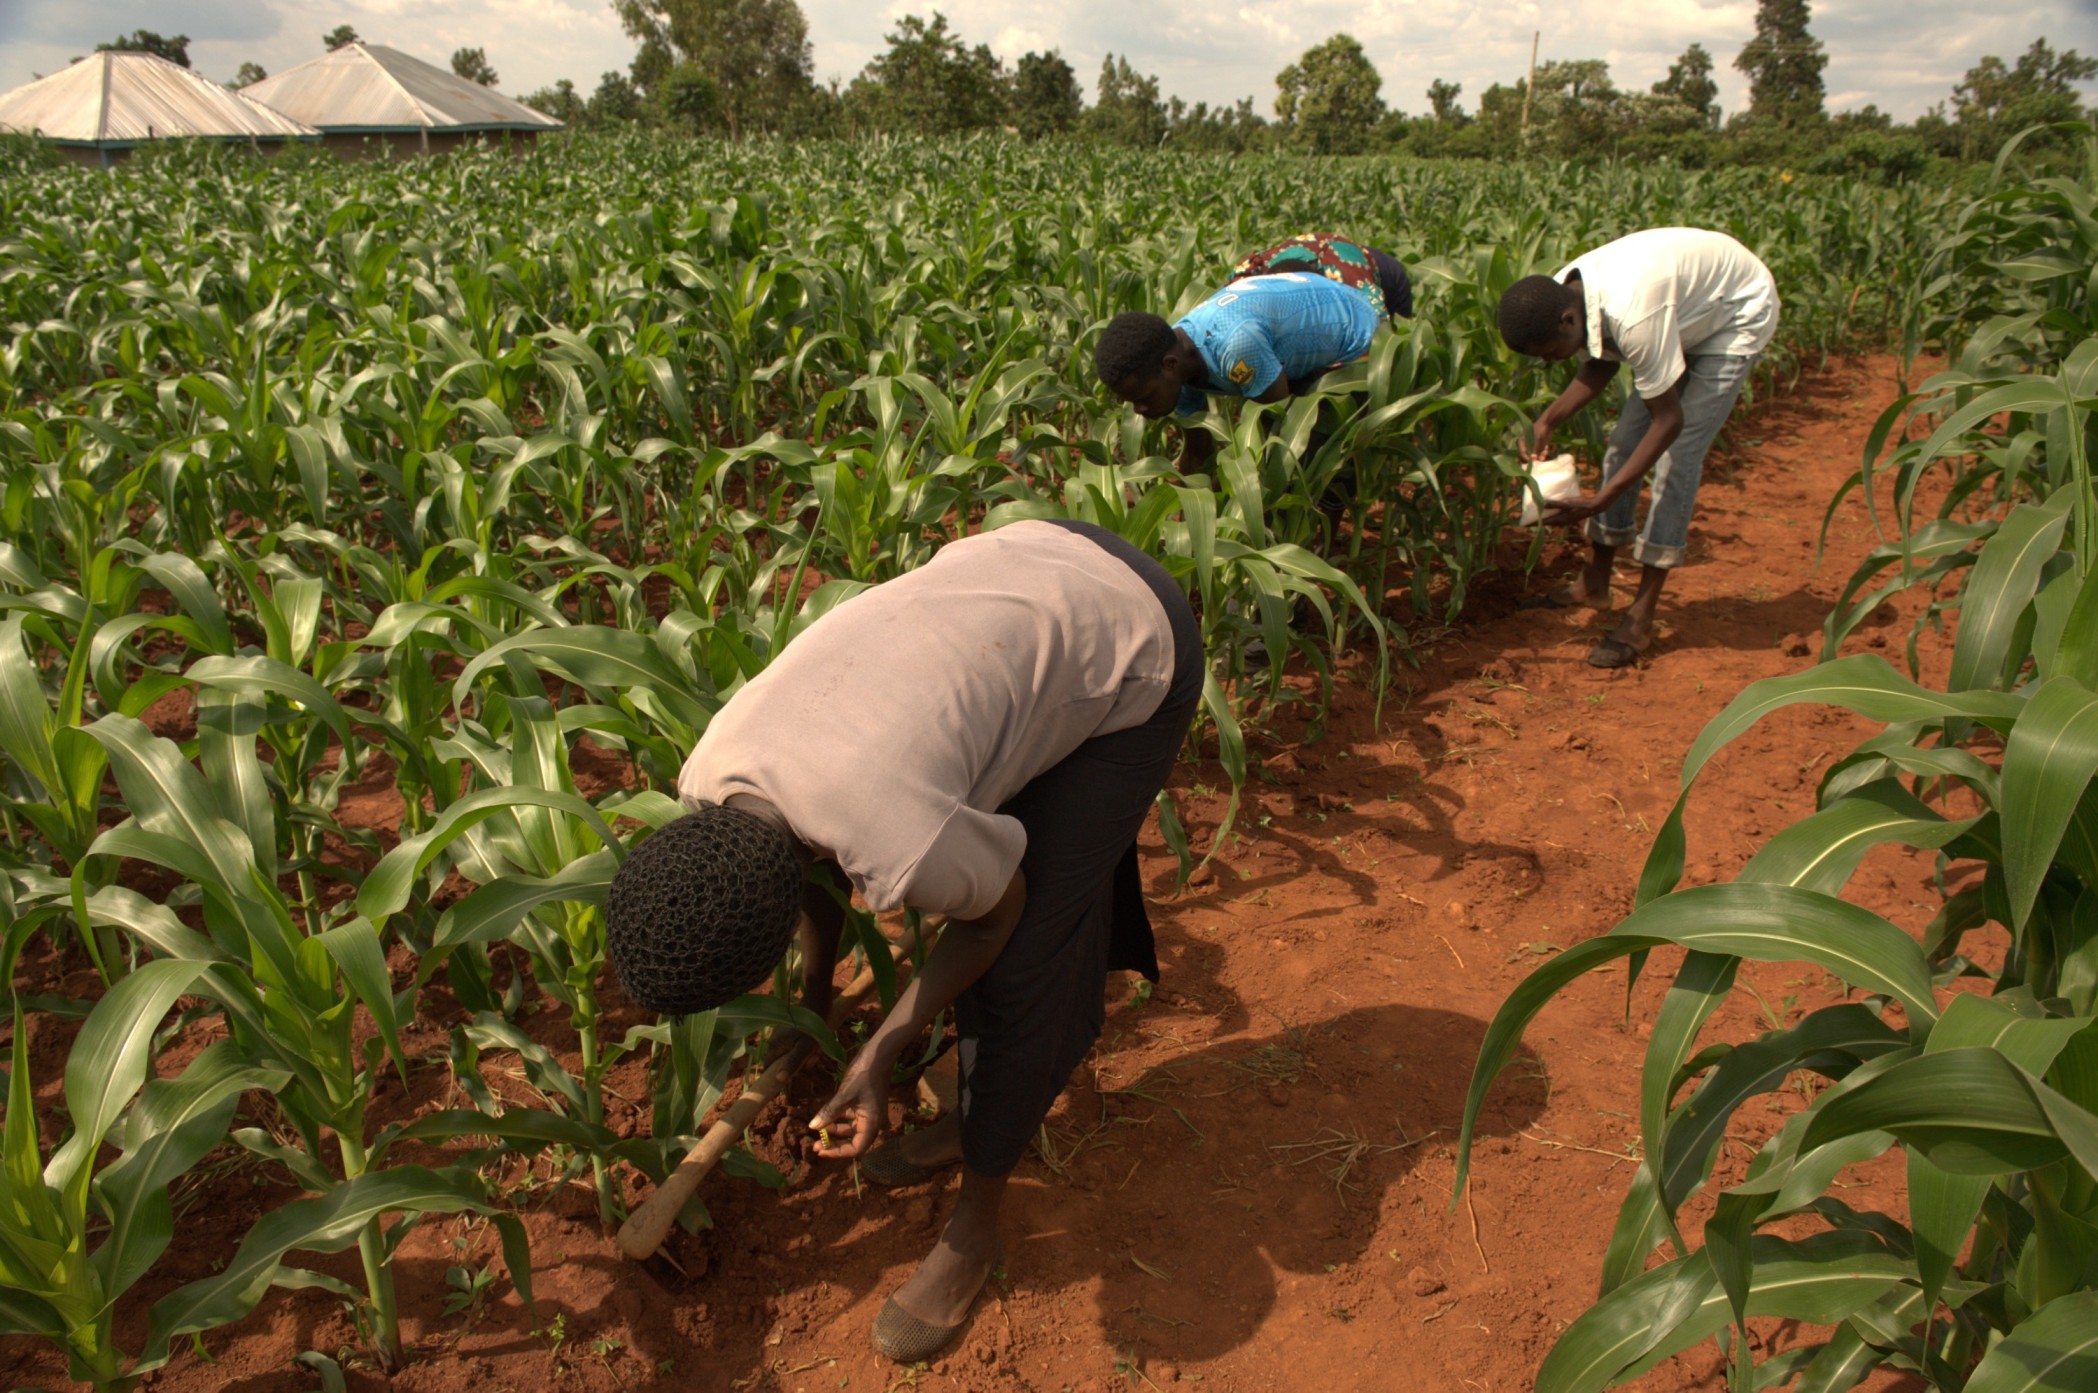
<box><xmin>1599</xmin><ymin>383</ymin><xmax>1683</xmax><ymax>504</ymax></box>
<box><xmin>1528</xmin><ymin>358</ymin><xmax>1619</xmax><ymax>460</ymax></box>
<box><xmin>1545</xmin><ymin>381</ymin><xmax>1685</xmax><ymax>524</ymax></box>
<box><xmin>1176</xmin><ymin>425</ymin><xmax>1217</xmax><ymax>479</ymax></box>
<box><xmin>808</xmin><ymin>869</ymin><xmax>1026</xmax><ymax>1157</ymax></box>
<box><xmin>796</xmin><ymin>867</ymin><xmax>847</xmax><ymax>1018</ymax></box>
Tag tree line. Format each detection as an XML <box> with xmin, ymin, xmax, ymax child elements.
<box><xmin>83</xmin><ymin>2</ymin><xmax>2096</xmax><ymax>178</ymax></box>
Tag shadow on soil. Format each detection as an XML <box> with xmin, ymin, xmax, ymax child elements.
<box><xmin>544</xmin><ymin>1000</ymin><xmax>1546</xmax><ymax>1384</ymax></box>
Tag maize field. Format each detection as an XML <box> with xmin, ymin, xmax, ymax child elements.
<box><xmin>0</xmin><ymin>125</ymin><xmax>2089</xmax><ymax>1388</ymax></box>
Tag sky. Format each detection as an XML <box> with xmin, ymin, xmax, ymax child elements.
<box><xmin>3</xmin><ymin>0</ymin><xmax>2095</xmax><ymax>123</ymax></box>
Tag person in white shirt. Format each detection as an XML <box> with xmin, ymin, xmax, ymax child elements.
<box><xmin>1497</xmin><ymin>228</ymin><xmax>1779</xmax><ymax>667</ymax></box>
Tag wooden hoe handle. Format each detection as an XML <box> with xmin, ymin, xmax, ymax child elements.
<box><xmin>615</xmin><ymin>930</ymin><xmax>927</xmax><ymax>1260</ymax></box>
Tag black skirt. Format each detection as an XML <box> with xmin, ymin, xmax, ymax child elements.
<box><xmin>949</xmin><ymin>520</ymin><xmax>1202</xmax><ymax>1176</ymax></box>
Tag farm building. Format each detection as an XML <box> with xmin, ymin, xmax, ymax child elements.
<box><xmin>0</xmin><ymin>51</ymin><xmax>318</xmax><ymax>166</ymax></box>
<box><xmin>240</xmin><ymin>42</ymin><xmax>562</xmax><ymax>157</ymax></box>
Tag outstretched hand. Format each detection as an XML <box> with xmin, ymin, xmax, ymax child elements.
<box><xmin>1523</xmin><ymin>418</ymin><xmax>1557</xmax><ymax>462</ymax></box>
<box><xmin>809</xmin><ymin>1051</ymin><xmax>891</xmax><ymax>1159</ymax></box>
<box><xmin>1542</xmin><ymin>493</ymin><xmax>1604</xmax><ymax>525</ymax></box>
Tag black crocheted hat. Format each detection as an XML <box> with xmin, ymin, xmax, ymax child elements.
<box><xmin>606</xmin><ymin>805</ymin><xmax>803</xmax><ymax>1015</ymax></box>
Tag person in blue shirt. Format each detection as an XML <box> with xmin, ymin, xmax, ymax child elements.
<box><xmin>1094</xmin><ymin>272</ymin><xmax>1380</xmax><ymax>476</ymax></box>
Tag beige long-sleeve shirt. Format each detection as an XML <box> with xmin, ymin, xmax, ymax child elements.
<box><xmin>677</xmin><ymin>521</ymin><xmax>1176</xmax><ymax>920</ymax></box>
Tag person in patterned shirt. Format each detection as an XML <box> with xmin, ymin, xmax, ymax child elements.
<box><xmin>1230</xmin><ymin>231</ymin><xmax>1413</xmax><ymax>323</ymax></box>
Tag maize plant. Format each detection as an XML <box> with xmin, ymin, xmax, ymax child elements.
<box><xmin>1460</xmin><ymin>127</ymin><xmax>2098</xmax><ymax>1392</ymax></box>
<box><xmin>0</xmin><ymin>130</ymin><xmax>1978</xmax><ymax>1374</ymax></box>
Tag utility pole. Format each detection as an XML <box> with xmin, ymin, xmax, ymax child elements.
<box><xmin>1520</xmin><ymin>31</ymin><xmax>1539</xmax><ymax>145</ymax></box>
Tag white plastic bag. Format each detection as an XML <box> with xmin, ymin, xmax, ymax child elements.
<box><xmin>1518</xmin><ymin>454</ymin><xmax>1582</xmax><ymax>526</ymax></box>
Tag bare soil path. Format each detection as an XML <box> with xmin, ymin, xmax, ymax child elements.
<box><xmin>8</xmin><ymin>353</ymin><xmax>1955</xmax><ymax>1393</ymax></box>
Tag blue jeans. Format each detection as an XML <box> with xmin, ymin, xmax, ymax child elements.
<box><xmin>1587</xmin><ymin>353</ymin><xmax>1757</xmax><ymax>569</ymax></box>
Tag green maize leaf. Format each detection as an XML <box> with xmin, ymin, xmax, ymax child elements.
<box><xmin>1702</xmin><ymin>1119</ymin><xmax>1901</xmax><ymax>1385</ymax></box>
<box><xmin>361</xmin><ymin>787</ymin><xmax>624</xmax><ymax>920</ymax></box>
<box><xmin>1911</xmin><ymin>380</ymin><xmax>2084</xmax><ymax>502</ymax></box>
<box><xmin>599</xmin><ymin>789</ymin><xmax>688</xmax><ymax>830</ymax></box>
<box><xmin>1964</xmin><ymin>1289</ymin><xmax>2098</xmax><ymax>1392</ymax></box>
<box><xmin>1537</xmin><ymin>1231</ymin><xmax>1908</xmax><ymax>1393</ymax></box>
<box><xmin>2000</xmin><ymin>677</ymin><xmax>2098</xmax><ymax>932</ymax></box>
<box><xmin>1627</xmin><ymin>885</ymin><xmax>1940</xmax><ymax>1034</ymax></box>
<box><xmin>1456</xmin><ymin>883</ymin><xmax>1934</xmax><ymax>1195</ymax></box>
<box><xmin>1908</xmin><ymin>1146</ymin><xmax>1993</xmax><ymax>1319</ymax></box>
<box><xmin>2031</xmin><ymin>562</ymin><xmax>2085</xmax><ymax>685</ymax></box>
<box><xmin>81</xmin><ymin>715</ymin><xmax>261</xmax><ymax>908</ymax></box>
<box><xmin>359</xmin><ymin>600</ymin><xmax>506</xmax><ymax>650</ymax></box>
<box><xmin>462</xmin><ymin>1015</ymin><xmax>589</xmax><ymax>1115</ymax></box>
<box><xmin>93</xmin><ymin>1040</ymin><xmax>288</xmax><ymax>1302</ymax></box>
<box><xmin>374</xmin><ymin>1106</ymin><xmax>621</xmax><ymax>1159</ymax></box>
<box><xmin>713</xmin><ymin>993</ymin><xmax>845</xmax><ymax>1064</ymax></box>
<box><xmin>2051</xmin><ymin>563</ymin><xmax>2098</xmax><ymax>692</ymax></box>
<box><xmin>0</xmin><ymin>1287</ymin><xmax>66</xmax><ymax>1340</ymax></box>
<box><xmin>83</xmin><ymin>825</ymin><xmax>235</xmax><ymax>913</ymax></box>
<box><xmin>3</xmin><ymin>1000</ymin><xmax>50</xmax><ymax>1213</ymax></box>
<box><xmin>128</xmin><ymin>550</ymin><xmax>232</xmax><ymax>656</ymax></box>
<box><xmin>70</xmin><ymin>882</ymin><xmax>220</xmax><ymax>965</ymax></box>
<box><xmin>1640</xmin><ymin>656</ymin><xmax>2024</xmax><ymax>902</ymax></box>
<box><xmin>1740</xmin><ymin>777</ymin><xmax>1975</xmax><ymax>897</ymax></box>
<box><xmin>1598</xmin><ymin>1163</ymin><xmax>1673</xmax><ymax>1296</ymax></box>
<box><xmin>185</xmin><ymin>654</ymin><xmax>355</xmax><ymax>749</ymax></box>
<box><xmin>316</xmin><ymin>918</ymin><xmax>407</xmax><ymax>1081</ymax></box>
<box><xmin>1820</xmin><ymin>518</ymin><xmax>1992</xmax><ymax>655</ymax></box>
<box><xmin>46</xmin><ymin>959</ymin><xmax>210</xmax><ymax>1208</ymax></box>
<box><xmin>1819</xmin><ymin>725</ymin><xmax>2000</xmax><ymax>807</ymax></box>
<box><xmin>1924</xmin><ymin>993</ymin><xmax>2095</xmax><ymax>1074</ymax></box>
<box><xmin>454</xmin><ymin>624</ymin><xmax>716</xmax><ymax>733</ymax></box>
<box><xmin>1947</xmin><ymin>493</ymin><xmax>2074</xmax><ymax>693</ymax></box>
<box><xmin>1655</xmin><ymin>1004</ymin><xmax>1905</xmax><ymax>1218</ymax></box>
<box><xmin>1789</xmin><ymin>1320</ymin><xmax>1878</xmax><ymax>1393</ymax></box>
<box><xmin>295</xmin><ymin>1349</ymin><xmax>348</xmax><ymax>1393</ymax></box>
<box><xmin>227</xmin><ymin>1127</ymin><xmax>335</xmax><ymax>1193</ymax></box>
<box><xmin>428</xmin><ymin>851</ymin><xmax>617</xmax><ymax>950</ymax></box>
<box><xmin>1616</xmin><ymin>950</ymin><xmax>1736</xmax><ymax>1286</ymax></box>
<box><xmin>1803</xmin><ymin>1048</ymin><xmax>2098</xmax><ymax>1176</ymax></box>
<box><xmin>139</xmin><ymin>1165</ymin><xmax>526</xmax><ymax>1369</ymax></box>
<box><xmin>1633</xmin><ymin>1232</ymin><xmax>1915</xmax><ymax>1383</ymax></box>
<box><xmin>0</xmin><ymin>616</ymin><xmax>60</xmax><ymax>794</ymax></box>
<box><xmin>194</xmin><ymin>689</ymin><xmax>276</xmax><ymax>883</ymax></box>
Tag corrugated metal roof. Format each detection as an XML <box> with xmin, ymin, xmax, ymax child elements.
<box><xmin>0</xmin><ymin>51</ymin><xmax>318</xmax><ymax>144</ymax></box>
<box><xmin>242</xmin><ymin>43</ymin><xmax>562</xmax><ymax>133</ymax></box>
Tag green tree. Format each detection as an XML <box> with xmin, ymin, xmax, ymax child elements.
<box><xmin>1274</xmin><ymin>34</ymin><xmax>1385</xmax><ymax>154</ymax></box>
<box><xmin>846</xmin><ymin>13</ymin><xmax>1005</xmax><ymax>136</ymax></box>
<box><xmin>1426</xmin><ymin>78</ymin><xmax>1466</xmax><ymax>123</ymax></box>
<box><xmin>232</xmin><ymin>61</ymin><xmax>268</xmax><ymax>88</ymax></box>
<box><xmin>588</xmin><ymin>70</ymin><xmax>645</xmax><ymax>125</ymax></box>
<box><xmin>323</xmin><ymin>25</ymin><xmax>361</xmax><ymax>52</ymax></box>
<box><xmin>1735</xmin><ymin>0</ymin><xmax>1826</xmax><ymax>127</ymax></box>
<box><xmin>451</xmin><ymin>47</ymin><xmax>499</xmax><ymax>88</ymax></box>
<box><xmin>1167</xmin><ymin>96</ymin><xmax>1269</xmax><ymax>153</ymax></box>
<box><xmin>521</xmin><ymin>78</ymin><xmax>584</xmax><ymax>125</ymax></box>
<box><xmin>1010</xmin><ymin>50</ymin><xmax>1082</xmax><ymax>141</ymax></box>
<box><xmin>656</xmin><ymin>67</ymin><xmax>719</xmax><ymax>133</ymax></box>
<box><xmin>96</xmin><ymin>30</ymin><xmax>190</xmax><ymax>67</ymax></box>
<box><xmin>1653</xmin><ymin>43</ymin><xmax>1719</xmax><ymax>128</ymax></box>
<box><xmin>1084</xmin><ymin>54</ymin><xmax>1167</xmax><ymax>147</ymax></box>
<box><xmin>1949</xmin><ymin>39</ymin><xmax>2097</xmax><ymax>159</ymax></box>
<box><xmin>613</xmin><ymin>0</ymin><xmax>814</xmax><ymax>137</ymax></box>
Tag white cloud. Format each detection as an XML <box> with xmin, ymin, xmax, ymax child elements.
<box><xmin>2</xmin><ymin>0</ymin><xmax>2093</xmax><ymax>120</ymax></box>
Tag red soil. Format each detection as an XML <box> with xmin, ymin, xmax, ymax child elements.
<box><xmin>3</xmin><ymin>353</ymin><xmax>1962</xmax><ymax>1392</ymax></box>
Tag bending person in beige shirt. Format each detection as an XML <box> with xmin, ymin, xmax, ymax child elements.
<box><xmin>605</xmin><ymin>519</ymin><xmax>1202</xmax><ymax>1362</ymax></box>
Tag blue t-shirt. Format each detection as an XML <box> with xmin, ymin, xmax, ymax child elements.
<box><xmin>1172</xmin><ymin>273</ymin><xmax>1380</xmax><ymax>416</ymax></box>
